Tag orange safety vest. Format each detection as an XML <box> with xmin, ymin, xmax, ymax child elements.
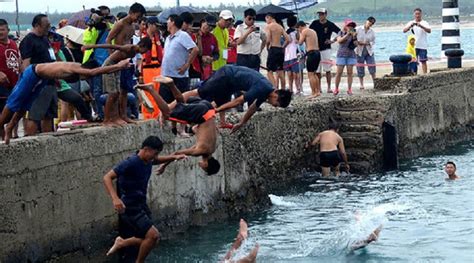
<box><xmin>141</xmin><ymin>33</ymin><xmax>163</xmax><ymax>120</ymax></box>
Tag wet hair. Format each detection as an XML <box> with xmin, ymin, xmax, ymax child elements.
<box><xmin>168</xmin><ymin>14</ymin><xmax>184</xmax><ymax>29</ymax></box>
<box><xmin>0</xmin><ymin>19</ymin><xmax>8</xmax><ymax>28</ymax></box>
<box><xmin>206</xmin><ymin>157</ymin><xmax>221</xmax><ymax>175</ymax></box>
<box><xmin>296</xmin><ymin>21</ymin><xmax>307</xmax><ymax>28</ymax></box>
<box><xmin>138</xmin><ymin>36</ymin><xmax>152</xmax><ymax>50</ymax></box>
<box><xmin>32</xmin><ymin>14</ymin><xmax>47</xmax><ymax>27</ymax></box>
<box><xmin>367</xmin><ymin>16</ymin><xmax>376</xmax><ymax>24</ymax></box>
<box><xmin>414</xmin><ymin>8</ymin><xmax>422</xmax><ymax>13</ymax></box>
<box><xmin>275</xmin><ymin>89</ymin><xmax>292</xmax><ymax>108</ymax></box>
<box><xmin>446</xmin><ymin>161</ymin><xmax>456</xmax><ymax>168</ymax></box>
<box><xmin>287</xmin><ymin>16</ymin><xmax>297</xmax><ymax>28</ymax></box>
<box><xmin>129</xmin><ymin>2</ymin><xmax>146</xmax><ymax>15</ymax></box>
<box><xmin>244</xmin><ymin>8</ymin><xmax>257</xmax><ymax>18</ymax></box>
<box><xmin>141</xmin><ymin>136</ymin><xmax>164</xmax><ymax>151</ymax></box>
<box><xmin>328</xmin><ymin>121</ymin><xmax>340</xmax><ymax>131</ymax></box>
<box><xmin>180</xmin><ymin>12</ymin><xmax>194</xmax><ymax>25</ymax></box>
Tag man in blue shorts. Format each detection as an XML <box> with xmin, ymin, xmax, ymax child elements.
<box><xmin>103</xmin><ymin>136</ymin><xmax>186</xmax><ymax>262</ymax></box>
<box><xmin>0</xmin><ymin>59</ymin><xmax>130</xmax><ymax>144</ymax></box>
<box><xmin>184</xmin><ymin>65</ymin><xmax>293</xmax><ymax>133</ymax></box>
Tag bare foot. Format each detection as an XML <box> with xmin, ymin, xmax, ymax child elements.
<box><xmin>102</xmin><ymin>121</ymin><xmax>119</xmax><ymax>127</ymax></box>
<box><xmin>238</xmin><ymin>219</ymin><xmax>248</xmax><ymax>240</ymax></box>
<box><xmin>153</xmin><ymin>76</ymin><xmax>174</xmax><ymax>85</ymax></box>
<box><xmin>121</xmin><ymin>117</ymin><xmax>137</xmax><ymax>124</ymax></box>
<box><xmin>327</xmin><ymin>89</ymin><xmax>333</xmax><ymax>93</ymax></box>
<box><xmin>4</xmin><ymin>124</ymin><xmax>13</xmax><ymax>145</ymax></box>
<box><xmin>112</xmin><ymin>118</ymin><xmax>127</xmax><ymax>126</ymax></box>
<box><xmin>106</xmin><ymin>236</ymin><xmax>124</xmax><ymax>256</ymax></box>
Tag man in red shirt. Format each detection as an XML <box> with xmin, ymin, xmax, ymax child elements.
<box><xmin>193</xmin><ymin>16</ymin><xmax>219</xmax><ymax>80</ymax></box>
<box><xmin>0</xmin><ymin>19</ymin><xmax>20</xmax><ymax>140</ymax></box>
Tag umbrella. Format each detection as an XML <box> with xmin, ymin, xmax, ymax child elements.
<box><xmin>56</xmin><ymin>26</ymin><xmax>85</xmax><ymax>45</ymax></box>
<box><xmin>157</xmin><ymin>6</ymin><xmax>208</xmax><ymax>24</ymax></box>
<box><xmin>256</xmin><ymin>4</ymin><xmax>296</xmax><ymax>21</ymax></box>
<box><xmin>68</xmin><ymin>9</ymin><xmax>92</xmax><ymax>29</ymax></box>
<box><xmin>278</xmin><ymin>0</ymin><xmax>318</xmax><ymax>12</ymax></box>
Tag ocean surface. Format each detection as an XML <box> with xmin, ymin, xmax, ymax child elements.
<box><xmin>151</xmin><ymin>140</ymin><xmax>474</xmax><ymax>262</ymax></box>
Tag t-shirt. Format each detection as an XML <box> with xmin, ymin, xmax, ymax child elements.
<box><xmin>19</xmin><ymin>33</ymin><xmax>56</xmax><ymax>64</ymax></box>
<box><xmin>199</xmin><ymin>65</ymin><xmax>273</xmax><ymax>108</ymax></box>
<box><xmin>114</xmin><ymin>154</ymin><xmax>153</xmax><ymax>207</ymax></box>
<box><xmin>0</xmin><ymin>39</ymin><xmax>20</xmax><ymax>89</ymax></box>
<box><xmin>211</xmin><ymin>26</ymin><xmax>229</xmax><ymax>71</ymax></box>
<box><xmin>162</xmin><ymin>30</ymin><xmax>197</xmax><ymax>78</ymax></box>
<box><xmin>227</xmin><ymin>28</ymin><xmax>237</xmax><ymax>64</ymax></box>
<box><xmin>61</xmin><ymin>47</ymin><xmax>83</xmax><ymax>83</ymax></box>
<box><xmin>285</xmin><ymin>28</ymin><xmax>298</xmax><ymax>61</ymax></box>
<box><xmin>405</xmin><ymin>20</ymin><xmax>430</xmax><ymax>50</ymax></box>
<box><xmin>309</xmin><ymin>20</ymin><xmax>340</xmax><ymax>51</ymax></box>
<box><xmin>336</xmin><ymin>31</ymin><xmax>357</xmax><ymax>58</ymax></box>
<box><xmin>93</xmin><ymin>30</ymin><xmax>110</xmax><ymax>66</ymax></box>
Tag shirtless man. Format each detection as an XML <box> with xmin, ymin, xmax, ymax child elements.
<box><xmin>306</xmin><ymin>122</ymin><xmax>349</xmax><ymax>176</ymax></box>
<box><xmin>222</xmin><ymin>219</ymin><xmax>259</xmax><ymax>263</ymax></box>
<box><xmin>105</xmin><ymin>2</ymin><xmax>146</xmax><ymax>125</ymax></box>
<box><xmin>0</xmin><ymin>59</ymin><xmax>130</xmax><ymax>144</ymax></box>
<box><xmin>445</xmin><ymin>161</ymin><xmax>460</xmax><ymax>180</ymax></box>
<box><xmin>83</xmin><ymin>37</ymin><xmax>152</xmax><ymax>126</ymax></box>
<box><xmin>136</xmin><ymin>76</ymin><xmax>221</xmax><ymax>175</ymax></box>
<box><xmin>350</xmin><ymin>225</ymin><xmax>383</xmax><ymax>251</ymax></box>
<box><xmin>264</xmin><ymin>13</ymin><xmax>290</xmax><ymax>89</ymax></box>
<box><xmin>296</xmin><ymin>21</ymin><xmax>321</xmax><ymax>98</ymax></box>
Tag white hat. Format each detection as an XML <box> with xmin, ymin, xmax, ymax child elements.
<box><xmin>219</xmin><ymin>10</ymin><xmax>234</xmax><ymax>20</ymax></box>
<box><xmin>316</xmin><ymin>8</ymin><xmax>327</xmax><ymax>14</ymax></box>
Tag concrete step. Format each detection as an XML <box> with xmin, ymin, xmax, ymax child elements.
<box><xmin>346</xmin><ymin>149</ymin><xmax>381</xmax><ymax>162</ymax></box>
<box><xmin>340</xmin><ymin>123</ymin><xmax>382</xmax><ymax>133</ymax></box>
<box><xmin>334</xmin><ymin>97</ymin><xmax>389</xmax><ymax>112</ymax></box>
<box><xmin>334</xmin><ymin>110</ymin><xmax>384</xmax><ymax>124</ymax></box>
<box><xmin>342</xmin><ymin>132</ymin><xmax>383</xmax><ymax>149</ymax></box>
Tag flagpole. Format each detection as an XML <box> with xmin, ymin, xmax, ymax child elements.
<box><xmin>15</xmin><ymin>0</ymin><xmax>20</xmax><ymax>37</ymax></box>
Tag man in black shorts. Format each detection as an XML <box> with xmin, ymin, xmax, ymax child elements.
<box><xmin>184</xmin><ymin>65</ymin><xmax>292</xmax><ymax>133</ymax></box>
<box><xmin>306</xmin><ymin>122</ymin><xmax>349</xmax><ymax>176</ymax></box>
<box><xmin>296</xmin><ymin>21</ymin><xmax>321</xmax><ymax>98</ymax></box>
<box><xmin>103</xmin><ymin>136</ymin><xmax>186</xmax><ymax>262</ymax></box>
<box><xmin>136</xmin><ymin>76</ymin><xmax>221</xmax><ymax>175</ymax></box>
<box><xmin>264</xmin><ymin>13</ymin><xmax>290</xmax><ymax>89</ymax></box>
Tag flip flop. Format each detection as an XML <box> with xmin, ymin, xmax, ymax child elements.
<box><xmin>219</xmin><ymin>123</ymin><xmax>234</xmax><ymax>129</ymax></box>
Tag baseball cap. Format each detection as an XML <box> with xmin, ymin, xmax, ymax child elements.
<box><xmin>344</xmin><ymin>19</ymin><xmax>356</xmax><ymax>27</ymax></box>
<box><xmin>316</xmin><ymin>8</ymin><xmax>327</xmax><ymax>14</ymax></box>
<box><xmin>219</xmin><ymin>10</ymin><xmax>234</xmax><ymax>20</ymax></box>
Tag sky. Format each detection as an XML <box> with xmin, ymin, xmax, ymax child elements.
<box><xmin>0</xmin><ymin>0</ymin><xmax>279</xmax><ymax>13</ymax></box>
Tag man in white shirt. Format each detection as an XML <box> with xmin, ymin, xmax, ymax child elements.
<box><xmin>235</xmin><ymin>8</ymin><xmax>265</xmax><ymax>71</ymax></box>
<box><xmin>403</xmin><ymin>8</ymin><xmax>431</xmax><ymax>74</ymax></box>
<box><xmin>355</xmin><ymin>16</ymin><xmax>376</xmax><ymax>90</ymax></box>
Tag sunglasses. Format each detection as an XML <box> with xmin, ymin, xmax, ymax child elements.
<box><xmin>247</xmin><ymin>16</ymin><xmax>256</xmax><ymax>21</ymax></box>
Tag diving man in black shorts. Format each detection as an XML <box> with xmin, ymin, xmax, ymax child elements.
<box><xmin>103</xmin><ymin>136</ymin><xmax>186</xmax><ymax>262</ymax></box>
<box><xmin>184</xmin><ymin>65</ymin><xmax>293</xmax><ymax>133</ymax></box>
<box><xmin>306</xmin><ymin>122</ymin><xmax>349</xmax><ymax>176</ymax></box>
<box><xmin>136</xmin><ymin>76</ymin><xmax>221</xmax><ymax>175</ymax></box>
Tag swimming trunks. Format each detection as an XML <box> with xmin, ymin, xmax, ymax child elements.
<box><xmin>6</xmin><ymin>64</ymin><xmax>46</xmax><ymax>112</ymax></box>
<box><xmin>266</xmin><ymin>47</ymin><xmax>285</xmax><ymax>71</ymax></box>
<box><xmin>119</xmin><ymin>205</ymin><xmax>154</xmax><ymax>239</ymax></box>
<box><xmin>169</xmin><ymin>97</ymin><xmax>215</xmax><ymax>124</ymax></box>
<box><xmin>306</xmin><ymin>50</ymin><xmax>321</xmax><ymax>72</ymax></box>
<box><xmin>319</xmin><ymin>150</ymin><xmax>342</xmax><ymax>167</ymax></box>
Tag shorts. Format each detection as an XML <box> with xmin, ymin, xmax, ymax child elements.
<box><xmin>28</xmin><ymin>84</ymin><xmax>58</xmax><ymax>121</ymax></box>
<box><xmin>306</xmin><ymin>50</ymin><xmax>321</xmax><ymax>72</ymax></box>
<box><xmin>409</xmin><ymin>61</ymin><xmax>418</xmax><ymax>73</ymax></box>
<box><xmin>266</xmin><ymin>47</ymin><xmax>284</xmax><ymax>72</ymax></box>
<box><xmin>102</xmin><ymin>58</ymin><xmax>120</xmax><ymax>94</ymax></box>
<box><xmin>119</xmin><ymin>205</ymin><xmax>154</xmax><ymax>239</ymax></box>
<box><xmin>0</xmin><ymin>86</ymin><xmax>11</xmax><ymax>111</ymax></box>
<box><xmin>356</xmin><ymin>48</ymin><xmax>376</xmax><ymax>77</ymax></box>
<box><xmin>415</xmin><ymin>48</ymin><xmax>428</xmax><ymax>63</ymax></box>
<box><xmin>120</xmin><ymin>66</ymin><xmax>136</xmax><ymax>93</ymax></box>
<box><xmin>6</xmin><ymin>64</ymin><xmax>46</xmax><ymax>112</ymax></box>
<box><xmin>169</xmin><ymin>97</ymin><xmax>215</xmax><ymax>125</ymax></box>
<box><xmin>336</xmin><ymin>57</ymin><xmax>357</xmax><ymax>66</ymax></box>
<box><xmin>284</xmin><ymin>58</ymin><xmax>300</xmax><ymax>73</ymax></box>
<box><xmin>317</xmin><ymin>49</ymin><xmax>333</xmax><ymax>73</ymax></box>
<box><xmin>237</xmin><ymin>54</ymin><xmax>261</xmax><ymax>71</ymax></box>
<box><xmin>159</xmin><ymin>77</ymin><xmax>190</xmax><ymax>103</ymax></box>
<box><xmin>320</xmin><ymin>150</ymin><xmax>342</xmax><ymax>167</ymax></box>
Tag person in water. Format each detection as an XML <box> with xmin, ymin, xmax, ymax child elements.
<box><xmin>306</xmin><ymin>121</ymin><xmax>349</xmax><ymax>176</ymax></box>
<box><xmin>222</xmin><ymin>219</ymin><xmax>259</xmax><ymax>263</ymax></box>
<box><xmin>350</xmin><ymin>225</ymin><xmax>383</xmax><ymax>251</ymax></box>
<box><xmin>445</xmin><ymin>161</ymin><xmax>460</xmax><ymax>180</ymax></box>
<box><xmin>135</xmin><ymin>76</ymin><xmax>221</xmax><ymax>175</ymax></box>
<box><xmin>0</xmin><ymin>59</ymin><xmax>131</xmax><ymax>144</ymax></box>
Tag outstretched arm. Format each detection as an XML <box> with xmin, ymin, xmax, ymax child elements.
<box><xmin>231</xmin><ymin>100</ymin><xmax>258</xmax><ymax>134</ymax></box>
<box><xmin>76</xmin><ymin>59</ymin><xmax>130</xmax><ymax>78</ymax></box>
<box><xmin>82</xmin><ymin>44</ymin><xmax>125</xmax><ymax>52</ymax></box>
<box><xmin>307</xmin><ymin>133</ymin><xmax>321</xmax><ymax>148</ymax></box>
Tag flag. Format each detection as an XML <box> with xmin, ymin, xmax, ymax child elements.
<box><xmin>278</xmin><ymin>0</ymin><xmax>318</xmax><ymax>12</ymax></box>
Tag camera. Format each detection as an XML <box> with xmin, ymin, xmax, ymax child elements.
<box><xmin>254</xmin><ymin>26</ymin><xmax>260</xmax><ymax>33</ymax></box>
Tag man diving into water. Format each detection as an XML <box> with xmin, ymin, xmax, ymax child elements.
<box><xmin>136</xmin><ymin>76</ymin><xmax>221</xmax><ymax>175</ymax></box>
<box><xmin>0</xmin><ymin>59</ymin><xmax>131</xmax><ymax>144</ymax></box>
<box><xmin>222</xmin><ymin>219</ymin><xmax>259</xmax><ymax>263</ymax></box>
<box><xmin>184</xmin><ymin>65</ymin><xmax>293</xmax><ymax>133</ymax></box>
<box><xmin>350</xmin><ymin>225</ymin><xmax>383</xmax><ymax>251</ymax></box>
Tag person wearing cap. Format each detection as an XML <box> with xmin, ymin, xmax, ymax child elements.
<box><xmin>309</xmin><ymin>8</ymin><xmax>341</xmax><ymax>93</ymax></box>
<box><xmin>334</xmin><ymin>20</ymin><xmax>358</xmax><ymax>96</ymax></box>
<box><xmin>296</xmin><ymin>21</ymin><xmax>321</xmax><ymax>98</ymax></box>
<box><xmin>192</xmin><ymin>15</ymin><xmax>219</xmax><ymax>81</ymax></box>
<box><xmin>403</xmin><ymin>8</ymin><xmax>431</xmax><ymax>74</ymax></box>
<box><xmin>355</xmin><ymin>16</ymin><xmax>376</xmax><ymax>90</ymax></box>
<box><xmin>264</xmin><ymin>13</ymin><xmax>290</xmax><ymax>89</ymax></box>
<box><xmin>212</xmin><ymin>10</ymin><xmax>233</xmax><ymax>72</ymax></box>
<box><xmin>235</xmin><ymin>8</ymin><xmax>265</xmax><ymax>71</ymax></box>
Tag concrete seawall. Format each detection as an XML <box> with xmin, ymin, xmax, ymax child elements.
<box><xmin>1</xmin><ymin>68</ymin><xmax>472</xmax><ymax>262</ymax></box>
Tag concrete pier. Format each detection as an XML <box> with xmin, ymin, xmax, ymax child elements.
<box><xmin>0</xmin><ymin>67</ymin><xmax>473</xmax><ymax>262</ymax></box>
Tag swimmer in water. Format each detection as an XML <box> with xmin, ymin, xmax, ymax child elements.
<box><xmin>350</xmin><ymin>225</ymin><xmax>383</xmax><ymax>251</ymax></box>
<box><xmin>445</xmin><ymin>161</ymin><xmax>460</xmax><ymax>180</ymax></box>
<box><xmin>222</xmin><ymin>219</ymin><xmax>259</xmax><ymax>263</ymax></box>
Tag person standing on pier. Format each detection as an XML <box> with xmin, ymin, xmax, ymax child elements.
<box><xmin>103</xmin><ymin>136</ymin><xmax>186</xmax><ymax>262</ymax></box>
<box><xmin>403</xmin><ymin>8</ymin><xmax>431</xmax><ymax>74</ymax></box>
<box><xmin>355</xmin><ymin>17</ymin><xmax>377</xmax><ymax>90</ymax></box>
<box><xmin>296</xmin><ymin>21</ymin><xmax>320</xmax><ymax>98</ymax></box>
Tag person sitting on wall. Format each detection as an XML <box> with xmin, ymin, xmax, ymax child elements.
<box><xmin>183</xmin><ymin>65</ymin><xmax>293</xmax><ymax>133</ymax></box>
<box><xmin>445</xmin><ymin>161</ymin><xmax>460</xmax><ymax>180</ymax></box>
<box><xmin>0</xmin><ymin>59</ymin><xmax>131</xmax><ymax>145</ymax></box>
<box><xmin>135</xmin><ymin>76</ymin><xmax>221</xmax><ymax>175</ymax></box>
<box><xmin>103</xmin><ymin>136</ymin><xmax>186</xmax><ymax>262</ymax></box>
<box><xmin>306</xmin><ymin>121</ymin><xmax>350</xmax><ymax>177</ymax></box>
